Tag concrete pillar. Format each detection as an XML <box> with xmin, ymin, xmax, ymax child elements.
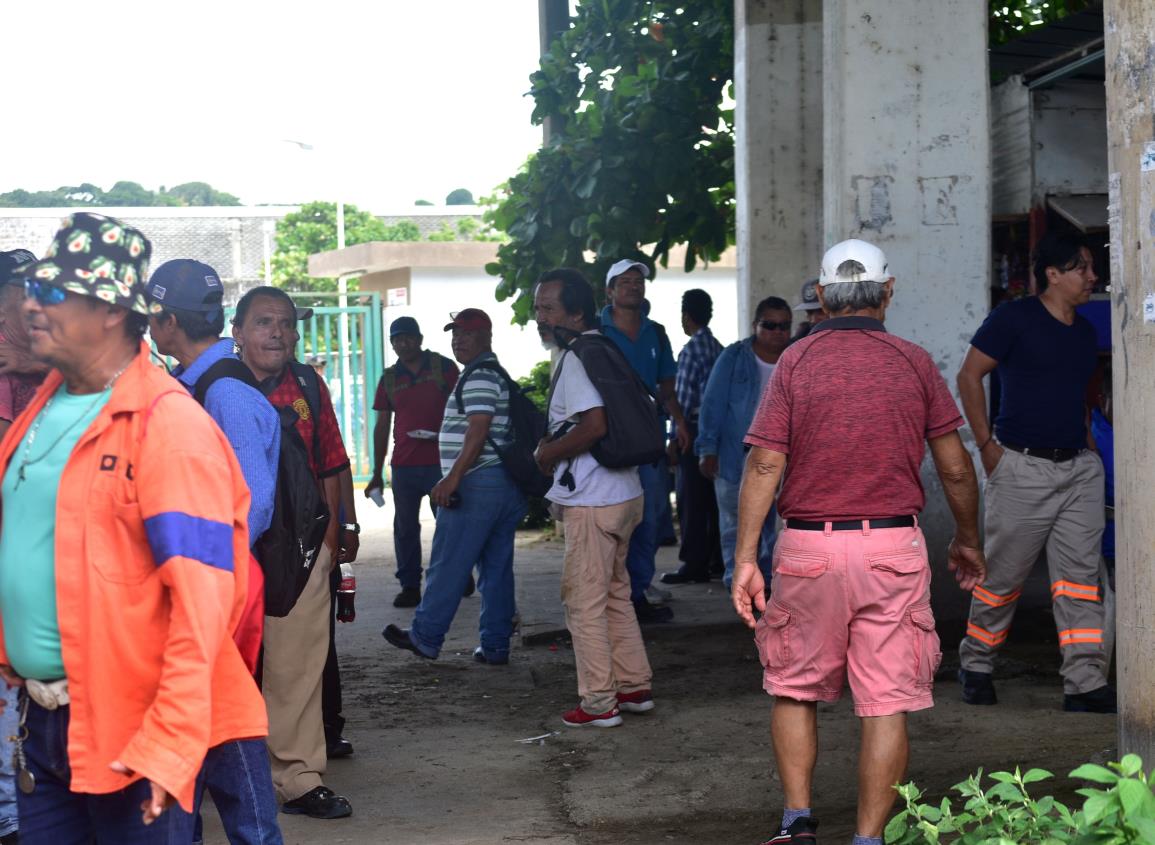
<box><xmin>733</xmin><ymin>0</ymin><xmax>823</xmax><ymax>333</ymax></box>
<box><xmin>822</xmin><ymin>0</ymin><xmax>991</xmax><ymax>572</ymax></box>
<box><xmin>538</xmin><ymin>0</ymin><xmax>570</xmax><ymax>145</ymax></box>
<box><xmin>1103</xmin><ymin>0</ymin><xmax>1155</xmax><ymax>761</ymax></box>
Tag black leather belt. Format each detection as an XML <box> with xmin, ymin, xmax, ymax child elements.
<box><xmin>785</xmin><ymin>516</ymin><xmax>915</xmax><ymax>532</ymax></box>
<box><xmin>1001</xmin><ymin>442</ymin><xmax>1084</xmax><ymax>463</ymax></box>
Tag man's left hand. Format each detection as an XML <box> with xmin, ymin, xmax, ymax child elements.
<box><xmin>947</xmin><ymin>539</ymin><xmax>986</xmax><ymax>592</ymax></box>
<box><xmin>674</xmin><ymin>421</ymin><xmax>692</xmax><ymax>453</ymax></box>
<box><xmin>338</xmin><ymin>531</ymin><xmax>360</xmax><ymax>564</ymax></box>
<box><xmin>731</xmin><ymin>561</ymin><xmax>766</xmax><ymax>630</ymax></box>
<box><xmin>109</xmin><ymin>761</ymin><xmax>175</xmax><ymax>825</ymax></box>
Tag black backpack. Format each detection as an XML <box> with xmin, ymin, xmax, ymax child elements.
<box><xmin>454</xmin><ymin>358</ymin><xmax>551</xmax><ymax>498</ymax></box>
<box><xmin>193</xmin><ymin>358</ymin><xmax>331</xmax><ymax>617</ymax></box>
<box><xmin>546</xmin><ymin>328</ymin><xmax>667</xmax><ymax>491</ymax></box>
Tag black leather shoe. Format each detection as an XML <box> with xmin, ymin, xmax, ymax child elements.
<box><xmin>633</xmin><ymin>598</ymin><xmax>674</xmax><ymax>624</ymax></box>
<box><xmin>959</xmin><ymin>668</ymin><xmax>997</xmax><ymax>705</ymax></box>
<box><xmin>393</xmin><ymin>587</ymin><xmax>421</xmax><ymax>608</ymax></box>
<box><xmin>282</xmin><ymin>786</ymin><xmax>352</xmax><ymax>819</ymax></box>
<box><xmin>660</xmin><ymin>568</ymin><xmax>711</xmax><ymax>584</ymax></box>
<box><xmin>326</xmin><ymin>737</ymin><xmax>354</xmax><ymax>759</ymax></box>
<box><xmin>463</xmin><ymin>573</ymin><xmax>476</xmax><ymax>598</ymax></box>
<box><xmin>1064</xmin><ymin>685</ymin><xmax>1117</xmax><ymax>714</ymax></box>
<box><xmin>382</xmin><ymin>624</ymin><xmax>435</xmax><ymax>659</ymax></box>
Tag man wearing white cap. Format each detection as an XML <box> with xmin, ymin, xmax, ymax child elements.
<box><xmin>599</xmin><ymin>259</ymin><xmax>691</xmax><ymax>624</ymax></box>
<box><xmin>733</xmin><ymin>239</ymin><xmax>985</xmax><ymax>845</ymax></box>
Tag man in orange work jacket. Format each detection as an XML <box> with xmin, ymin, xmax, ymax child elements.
<box><xmin>0</xmin><ymin>213</ymin><xmax>267</xmax><ymax>844</ymax></box>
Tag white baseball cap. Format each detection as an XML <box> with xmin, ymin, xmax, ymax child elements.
<box><xmin>819</xmin><ymin>239</ymin><xmax>893</xmax><ymax>286</ymax></box>
<box><xmin>605</xmin><ymin>259</ymin><xmax>650</xmax><ymax>286</ymax></box>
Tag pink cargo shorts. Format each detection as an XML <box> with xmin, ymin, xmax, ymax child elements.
<box><xmin>754</xmin><ymin>523</ymin><xmax>942</xmax><ymax>717</ymax></box>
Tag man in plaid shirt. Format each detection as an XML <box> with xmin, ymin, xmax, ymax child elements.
<box><xmin>663</xmin><ymin>289</ymin><xmax>724</xmax><ymax>584</ymax></box>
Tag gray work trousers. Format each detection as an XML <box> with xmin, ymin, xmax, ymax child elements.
<box><xmin>959</xmin><ymin>448</ymin><xmax>1107</xmax><ymax>694</ymax></box>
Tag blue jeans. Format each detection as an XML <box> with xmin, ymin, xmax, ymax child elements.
<box><xmin>18</xmin><ymin>699</ymin><xmax>195</xmax><ymax>844</ymax></box>
<box><xmin>714</xmin><ymin>476</ymin><xmax>776</xmax><ymax>588</ymax></box>
<box><xmin>193</xmin><ymin>739</ymin><xmax>282</xmax><ymax>845</ymax></box>
<box><xmin>0</xmin><ymin>686</ymin><xmax>17</xmax><ymax>837</ymax></box>
<box><xmin>410</xmin><ymin>466</ymin><xmax>526</xmax><ymax>660</ymax></box>
<box><xmin>626</xmin><ymin>462</ymin><xmax>666</xmax><ymax>602</ymax></box>
<box><xmin>391</xmin><ymin>464</ymin><xmax>443</xmax><ymax>590</ymax></box>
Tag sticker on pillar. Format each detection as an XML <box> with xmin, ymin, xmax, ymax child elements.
<box><xmin>1144</xmin><ymin>293</ymin><xmax>1155</xmax><ymax>325</ymax></box>
<box><xmin>853</xmin><ymin>176</ymin><xmax>894</xmax><ymax>231</ymax></box>
<box><xmin>919</xmin><ymin>176</ymin><xmax>968</xmax><ymax>227</ymax></box>
<box><xmin>1141</xmin><ymin>143</ymin><xmax>1155</xmax><ymax>173</ymax></box>
<box><xmin>387</xmin><ymin>287</ymin><xmax>408</xmax><ymax>307</ymax></box>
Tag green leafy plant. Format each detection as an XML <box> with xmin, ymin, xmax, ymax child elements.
<box><xmin>517</xmin><ymin>360</ymin><xmax>554</xmax><ymax>530</ymax></box>
<box><xmin>886</xmin><ymin>755</ymin><xmax>1155</xmax><ymax>844</ymax></box>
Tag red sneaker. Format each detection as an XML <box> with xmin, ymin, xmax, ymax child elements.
<box><xmin>562</xmin><ymin>705</ymin><xmax>623</xmax><ymax>728</ymax></box>
<box><xmin>617</xmin><ymin>689</ymin><xmax>655</xmax><ymax>713</ymax></box>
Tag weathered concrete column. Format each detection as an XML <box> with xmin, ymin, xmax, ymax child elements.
<box><xmin>822</xmin><ymin>0</ymin><xmax>990</xmax><ymax>577</ymax></box>
<box><xmin>733</xmin><ymin>0</ymin><xmax>823</xmax><ymax>333</ymax></box>
<box><xmin>1103</xmin><ymin>0</ymin><xmax>1155</xmax><ymax>762</ymax></box>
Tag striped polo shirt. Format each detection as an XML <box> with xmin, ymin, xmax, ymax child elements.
<box><xmin>439</xmin><ymin>353</ymin><xmax>513</xmax><ymax>477</ymax></box>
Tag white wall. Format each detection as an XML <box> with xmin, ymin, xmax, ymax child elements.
<box><xmin>379</xmin><ymin>265</ymin><xmax>743</xmax><ymax>379</ymax></box>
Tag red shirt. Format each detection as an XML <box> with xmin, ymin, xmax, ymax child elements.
<box><xmin>372</xmin><ymin>351</ymin><xmax>459</xmax><ymax>467</ymax></box>
<box><xmin>745</xmin><ymin>316</ymin><xmax>963</xmax><ymax>520</ymax></box>
<box><xmin>266</xmin><ymin>366</ymin><xmax>350</xmax><ymax>478</ymax></box>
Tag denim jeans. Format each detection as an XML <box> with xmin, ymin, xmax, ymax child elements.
<box><xmin>391</xmin><ymin>464</ymin><xmax>443</xmax><ymax>590</ymax></box>
<box><xmin>193</xmin><ymin>739</ymin><xmax>282</xmax><ymax>845</ymax></box>
<box><xmin>714</xmin><ymin>476</ymin><xmax>776</xmax><ymax>588</ymax></box>
<box><xmin>0</xmin><ymin>685</ymin><xmax>17</xmax><ymax>838</ymax></box>
<box><xmin>410</xmin><ymin>466</ymin><xmax>526</xmax><ymax>660</ymax></box>
<box><xmin>625</xmin><ymin>462</ymin><xmax>666</xmax><ymax>602</ymax></box>
<box><xmin>18</xmin><ymin>699</ymin><xmax>195</xmax><ymax>844</ymax></box>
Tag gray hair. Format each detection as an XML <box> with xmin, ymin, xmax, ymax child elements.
<box><xmin>821</xmin><ymin>260</ymin><xmax>888</xmax><ymax>312</ymax></box>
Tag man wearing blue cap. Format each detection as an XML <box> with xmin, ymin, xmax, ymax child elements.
<box><xmin>146</xmin><ymin>260</ymin><xmax>283</xmax><ymax>843</ymax></box>
<box><xmin>367</xmin><ymin>317</ymin><xmax>460</xmax><ymax>607</ymax></box>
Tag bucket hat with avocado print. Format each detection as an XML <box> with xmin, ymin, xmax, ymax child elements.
<box><xmin>15</xmin><ymin>212</ymin><xmax>152</xmax><ymax>314</ymax></box>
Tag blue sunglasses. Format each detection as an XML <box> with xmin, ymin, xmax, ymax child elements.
<box><xmin>24</xmin><ymin>279</ymin><xmax>68</xmax><ymax>306</ymax></box>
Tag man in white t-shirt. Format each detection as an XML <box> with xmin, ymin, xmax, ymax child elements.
<box><xmin>533</xmin><ymin>268</ymin><xmax>655</xmax><ymax>729</ymax></box>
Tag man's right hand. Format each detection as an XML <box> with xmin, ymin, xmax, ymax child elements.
<box><xmin>731</xmin><ymin>560</ymin><xmax>766</xmax><ymax>630</ymax></box>
<box><xmin>699</xmin><ymin>454</ymin><xmax>719</xmax><ymax>481</ymax></box>
<box><xmin>365</xmin><ymin>472</ymin><xmax>384</xmax><ymax>496</ymax></box>
<box><xmin>979</xmin><ymin>441</ymin><xmax>1004</xmax><ymax>476</ymax></box>
<box><xmin>947</xmin><ymin>538</ymin><xmax>986</xmax><ymax>592</ymax></box>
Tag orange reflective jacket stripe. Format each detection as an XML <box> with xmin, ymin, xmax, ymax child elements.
<box><xmin>974</xmin><ymin>585</ymin><xmax>1021</xmax><ymax>608</ymax></box>
<box><xmin>1051</xmin><ymin>580</ymin><xmax>1100</xmax><ymax>602</ymax></box>
<box><xmin>966</xmin><ymin>623</ymin><xmax>1009</xmax><ymax>647</ymax></box>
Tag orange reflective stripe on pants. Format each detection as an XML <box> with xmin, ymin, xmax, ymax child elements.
<box><xmin>966</xmin><ymin>623</ymin><xmax>1008</xmax><ymax>648</ymax></box>
<box><xmin>973</xmin><ymin>585</ymin><xmax>1021</xmax><ymax>608</ymax></box>
<box><xmin>1059</xmin><ymin>628</ymin><xmax>1103</xmax><ymax>646</ymax></box>
<box><xmin>1051</xmin><ymin>580</ymin><xmax>1100</xmax><ymax>602</ymax></box>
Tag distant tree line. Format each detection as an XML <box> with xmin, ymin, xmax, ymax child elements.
<box><xmin>0</xmin><ymin>181</ymin><xmax>241</xmax><ymax>208</ymax></box>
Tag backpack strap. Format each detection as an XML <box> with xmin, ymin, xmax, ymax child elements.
<box><xmin>193</xmin><ymin>357</ymin><xmax>259</xmax><ymax>406</ymax></box>
<box><xmin>288</xmin><ymin>359</ymin><xmax>323</xmax><ymax>458</ymax></box>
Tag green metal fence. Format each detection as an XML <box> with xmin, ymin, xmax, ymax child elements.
<box><xmin>225</xmin><ymin>291</ymin><xmax>384</xmax><ymax>482</ymax></box>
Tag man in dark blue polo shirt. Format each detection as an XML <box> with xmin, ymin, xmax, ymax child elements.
<box><xmin>956</xmin><ymin>231</ymin><xmax>1114</xmax><ymax>713</ymax></box>
<box><xmin>600</xmin><ymin>259</ymin><xmax>691</xmax><ymax>623</ymax></box>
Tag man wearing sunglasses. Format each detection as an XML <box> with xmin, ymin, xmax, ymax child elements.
<box><xmin>696</xmin><ymin>296</ymin><xmax>794</xmax><ymax>590</ymax></box>
<box><xmin>0</xmin><ymin>213</ymin><xmax>267</xmax><ymax>843</ymax></box>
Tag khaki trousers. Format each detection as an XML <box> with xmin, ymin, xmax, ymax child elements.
<box><xmin>960</xmin><ymin>449</ymin><xmax>1107</xmax><ymax>694</ymax></box>
<box><xmin>559</xmin><ymin>497</ymin><xmax>651</xmax><ymax>714</ymax></box>
<box><xmin>263</xmin><ymin>545</ymin><xmax>332</xmax><ymax>802</ymax></box>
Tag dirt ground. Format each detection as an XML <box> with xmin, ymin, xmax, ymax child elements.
<box><xmin>201</xmin><ymin>505</ymin><xmax>1117</xmax><ymax>845</ymax></box>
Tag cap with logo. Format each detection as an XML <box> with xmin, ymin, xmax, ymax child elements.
<box><xmin>793</xmin><ymin>278</ymin><xmax>821</xmax><ymax>311</ymax></box>
<box><xmin>15</xmin><ymin>212</ymin><xmax>152</xmax><ymax>313</ymax></box>
<box><xmin>390</xmin><ymin>316</ymin><xmax>421</xmax><ymax>337</ymax></box>
<box><xmin>145</xmin><ymin>259</ymin><xmax>224</xmax><ymax>314</ymax></box>
<box><xmin>0</xmin><ymin>249</ymin><xmax>37</xmax><ymax>285</ymax></box>
<box><xmin>605</xmin><ymin>259</ymin><xmax>650</xmax><ymax>287</ymax></box>
<box><xmin>443</xmin><ymin>308</ymin><xmax>492</xmax><ymax>332</ymax></box>
<box><xmin>819</xmin><ymin>239</ymin><xmax>892</xmax><ymax>286</ymax></box>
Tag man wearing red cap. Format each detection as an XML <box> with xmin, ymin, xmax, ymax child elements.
<box><xmin>384</xmin><ymin>308</ymin><xmax>527</xmax><ymax>664</ymax></box>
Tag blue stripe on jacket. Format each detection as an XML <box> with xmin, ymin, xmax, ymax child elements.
<box><xmin>145</xmin><ymin>512</ymin><xmax>235</xmax><ymax>572</ymax></box>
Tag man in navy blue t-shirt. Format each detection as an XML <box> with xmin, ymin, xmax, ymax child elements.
<box><xmin>955</xmin><ymin>231</ymin><xmax>1113</xmax><ymax>713</ymax></box>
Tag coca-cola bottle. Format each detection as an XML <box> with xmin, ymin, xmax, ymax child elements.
<box><xmin>336</xmin><ymin>563</ymin><xmax>356</xmax><ymax>623</ymax></box>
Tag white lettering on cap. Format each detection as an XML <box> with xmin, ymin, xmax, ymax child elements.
<box><xmin>205</xmin><ymin>275</ymin><xmax>221</xmax><ymax>287</ymax></box>
<box><xmin>152</xmin><ymin>284</ymin><xmax>167</xmax><ymax>300</ymax></box>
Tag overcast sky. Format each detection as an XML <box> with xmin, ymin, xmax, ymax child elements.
<box><xmin>2</xmin><ymin>1</ymin><xmax>545</xmax><ymax>211</ymax></box>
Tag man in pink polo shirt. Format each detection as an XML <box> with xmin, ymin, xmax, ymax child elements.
<box><xmin>733</xmin><ymin>239</ymin><xmax>986</xmax><ymax>845</ymax></box>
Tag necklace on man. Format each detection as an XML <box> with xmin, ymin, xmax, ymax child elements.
<box><xmin>13</xmin><ymin>359</ymin><xmax>133</xmax><ymax>490</ymax></box>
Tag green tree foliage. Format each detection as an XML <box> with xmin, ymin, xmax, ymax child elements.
<box><xmin>271</xmin><ymin>201</ymin><xmax>423</xmax><ymax>293</ymax></box>
<box><xmin>989</xmin><ymin>0</ymin><xmax>1091</xmax><ymax>46</ymax></box>
<box><xmin>414</xmin><ymin>199</ymin><xmax>434</xmax><ymax>206</ymax></box>
<box><xmin>486</xmin><ymin>0</ymin><xmax>734</xmax><ymax>325</ymax></box>
<box><xmin>445</xmin><ymin>188</ymin><xmax>476</xmax><ymax>206</ymax></box>
<box><xmin>0</xmin><ymin>180</ymin><xmax>241</xmax><ymax>207</ymax></box>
